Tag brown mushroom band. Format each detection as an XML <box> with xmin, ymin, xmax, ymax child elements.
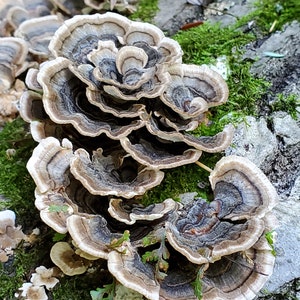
<box><xmin>21</xmin><ymin>12</ymin><xmax>278</xmax><ymax>300</ymax></box>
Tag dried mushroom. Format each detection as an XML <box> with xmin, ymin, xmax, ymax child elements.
<box><xmin>0</xmin><ymin>210</ymin><xmax>24</xmax><ymax>262</ymax></box>
<box><xmin>30</xmin><ymin>266</ymin><xmax>59</xmax><ymax>290</ymax></box>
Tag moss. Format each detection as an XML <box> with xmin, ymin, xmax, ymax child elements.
<box><xmin>140</xmin><ymin>153</ymin><xmax>221</xmax><ymax>206</ymax></box>
<box><xmin>0</xmin><ymin>118</ymin><xmax>37</xmax><ymax>228</ymax></box>
<box><xmin>129</xmin><ymin>0</ymin><xmax>159</xmax><ymax>22</ymax></box>
<box><xmin>271</xmin><ymin>93</ymin><xmax>300</xmax><ymax>119</ymax></box>
<box><xmin>173</xmin><ymin>22</ymin><xmax>255</xmax><ymax>65</ymax></box>
<box><xmin>0</xmin><ymin>230</ymin><xmax>54</xmax><ymax>299</ymax></box>
<box><xmin>239</xmin><ymin>0</ymin><xmax>300</xmax><ymax>34</ymax></box>
<box><xmin>1</xmin><ymin>0</ymin><xmax>298</xmax><ymax>298</ymax></box>
<box><xmin>173</xmin><ymin>21</ymin><xmax>270</xmax><ymax>119</ymax></box>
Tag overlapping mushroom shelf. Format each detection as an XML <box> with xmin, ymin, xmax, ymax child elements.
<box><xmin>21</xmin><ymin>12</ymin><xmax>278</xmax><ymax>300</ymax></box>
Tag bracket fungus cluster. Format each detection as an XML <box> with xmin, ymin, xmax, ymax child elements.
<box><xmin>20</xmin><ymin>12</ymin><xmax>278</xmax><ymax>300</ymax></box>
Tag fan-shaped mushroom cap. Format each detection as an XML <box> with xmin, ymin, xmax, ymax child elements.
<box><xmin>25</xmin><ymin>68</ymin><xmax>42</xmax><ymax>91</ymax></box>
<box><xmin>165</xmin><ymin>155</ymin><xmax>278</xmax><ymax>265</ymax></box>
<box><xmin>19</xmin><ymin>90</ymin><xmax>45</xmax><ymax>123</ymax></box>
<box><xmin>26</xmin><ymin>137</ymin><xmax>74</xmax><ymax>194</ymax></box>
<box><xmin>166</xmin><ymin>200</ymin><xmax>265</xmax><ymax>265</ymax></box>
<box><xmin>49</xmin><ymin>13</ymin><xmax>131</xmax><ymax>64</ymax></box>
<box><xmin>50</xmin><ymin>241</ymin><xmax>90</xmax><ymax>276</ymax></box>
<box><xmin>37</xmin><ymin>57</ymin><xmax>145</xmax><ymax>138</ymax></box>
<box><xmin>160</xmin><ymin>64</ymin><xmax>229</xmax><ymax>119</ymax></box>
<box><xmin>70</xmin><ymin>147</ymin><xmax>164</xmax><ymax>198</ymax></box>
<box><xmin>202</xmin><ymin>232</ymin><xmax>276</xmax><ymax>300</ymax></box>
<box><xmin>67</xmin><ymin>214</ymin><xmax>122</xmax><ymax>259</ymax></box>
<box><xmin>108</xmin><ymin>243</ymin><xmax>160</xmax><ymax>300</ymax></box>
<box><xmin>209</xmin><ymin>155</ymin><xmax>279</xmax><ymax>220</ymax></box>
<box><xmin>120</xmin><ymin>128</ymin><xmax>202</xmax><ymax>169</ymax></box>
<box><xmin>14</xmin><ymin>15</ymin><xmax>63</xmax><ymax>57</ymax></box>
<box><xmin>34</xmin><ymin>188</ymin><xmax>77</xmax><ymax>234</ymax></box>
<box><xmin>0</xmin><ymin>37</ymin><xmax>28</xmax><ymax>90</ymax></box>
<box><xmin>144</xmin><ymin>115</ymin><xmax>234</xmax><ymax>153</ymax></box>
<box><xmin>108</xmin><ymin>198</ymin><xmax>178</xmax><ymax>225</ymax></box>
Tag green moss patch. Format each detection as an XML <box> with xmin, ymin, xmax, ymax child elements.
<box><xmin>130</xmin><ymin>0</ymin><xmax>159</xmax><ymax>22</ymax></box>
<box><xmin>0</xmin><ymin>118</ymin><xmax>37</xmax><ymax>228</ymax></box>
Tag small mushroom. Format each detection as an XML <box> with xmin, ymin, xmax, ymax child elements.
<box><xmin>0</xmin><ymin>210</ymin><xmax>24</xmax><ymax>262</ymax></box>
<box><xmin>30</xmin><ymin>266</ymin><xmax>60</xmax><ymax>290</ymax></box>
<box><xmin>19</xmin><ymin>284</ymin><xmax>48</xmax><ymax>300</ymax></box>
<box><xmin>50</xmin><ymin>241</ymin><xmax>90</xmax><ymax>276</ymax></box>
<box><xmin>108</xmin><ymin>198</ymin><xmax>178</xmax><ymax>225</ymax></box>
<box><xmin>0</xmin><ymin>209</ymin><xmax>15</xmax><ymax>233</ymax></box>
<box><xmin>108</xmin><ymin>243</ymin><xmax>160</xmax><ymax>300</ymax></box>
<box><xmin>70</xmin><ymin>147</ymin><xmax>165</xmax><ymax>198</ymax></box>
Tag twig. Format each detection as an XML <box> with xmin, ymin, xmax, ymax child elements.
<box><xmin>195</xmin><ymin>161</ymin><xmax>213</xmax><ymax>173</ymax></box>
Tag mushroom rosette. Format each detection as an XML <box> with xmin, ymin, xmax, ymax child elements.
<box><xmin>21</xmin><ymin>12</ymin><xmax>278</xmax><ymax>300</ymax></box>
<box><xmin>22</xmin><ymin>12</ymin><xmax>233</xmax><ymax>194</ymax></box>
